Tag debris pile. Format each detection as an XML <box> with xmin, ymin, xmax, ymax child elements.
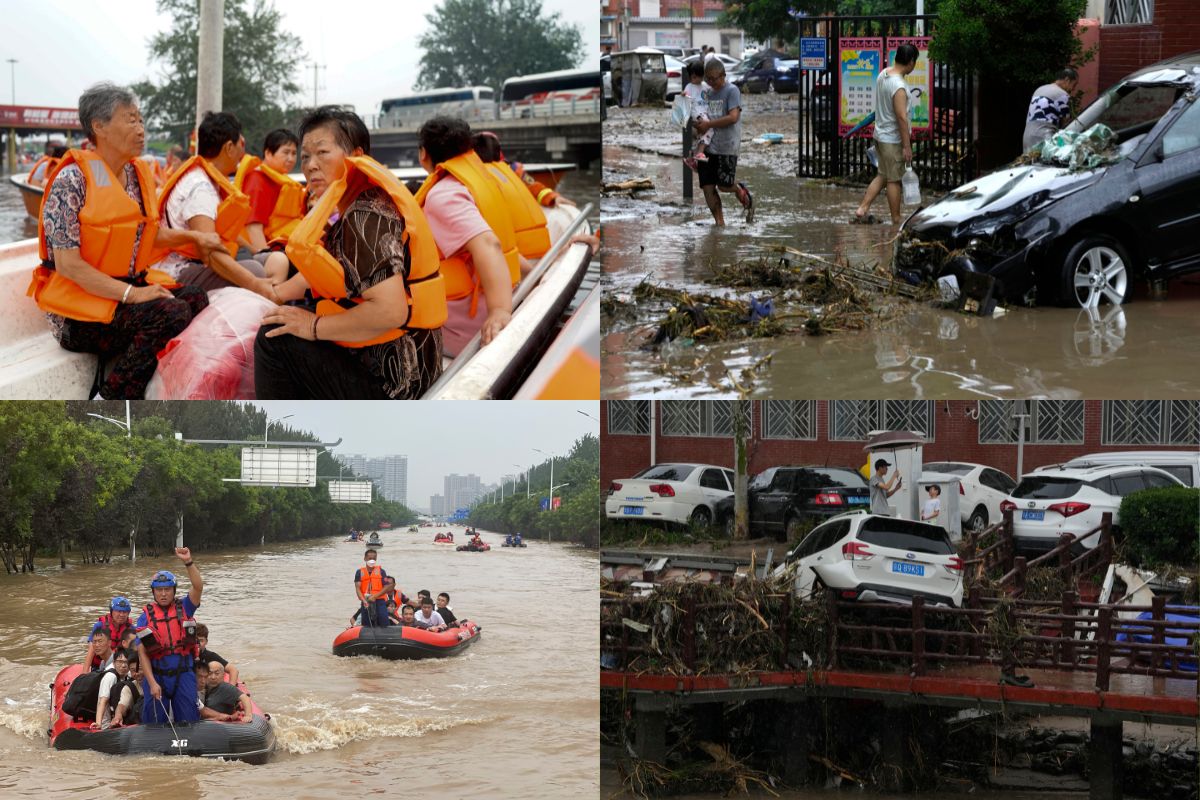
<box><xmin>1022</xmin><ymin>123</ymin><xmax>1122</xmax><ymax>172</ymax></box>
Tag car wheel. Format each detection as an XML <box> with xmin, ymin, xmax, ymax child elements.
<box><xmin>689</xmin><ymin>506</ymin><xmax>711</xmax><ymax>529</ymax></box>
<box><xmin>784</xmin><ymin>516</ymin><xmax>803</xmax><ymax>542</ymax></box>
<box><xmin>967</xmin><ymin>507</ymin><xmax>988</xmax><ymax>534</ymax></box>
<box><xmin>1060</xmin><ymin>234</ymin><xmax>1132</xmax><ymax>308</ymax></box>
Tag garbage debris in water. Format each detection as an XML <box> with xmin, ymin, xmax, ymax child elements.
<box><xmin>602</xmin><ymin>177</ymin><xmax>656</xmax><ymax>196</ymax></box>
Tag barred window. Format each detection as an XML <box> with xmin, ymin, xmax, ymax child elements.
<box><xmin>829</xmin><ymin>401</ymin><xmax>934</xmax><ymax>441</ymax></box>
<box><xmin>1103</xmin><ymin>401</ymin><xmax>1200</xmax><ymax>445</ymax></box>
<box><xmin>661</xmin><ymin>401</ymin><xmax>735</xmax><ymax>437</ymax></box>
<box><xmin>1106</xmin><ymin>0</ymin><xmax>1154</xmax><ymax>24</ymax></box>
<box><xmin>763</xmin><ymin>400</ymin><xmax>817</xmax><ymax>440</ymax></box>
<box><xmin>978</xmin><ymin>401</ymin><xmax>1085</xmax><ymax>444</ymax></box>
<box><xmin>607</xmin><ymin>400</ymin><xmax>650</xmax><ymax>435</ymax></box>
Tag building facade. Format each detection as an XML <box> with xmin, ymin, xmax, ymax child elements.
<box><xmin>1091</xmin><ymin>0</ymin><xmax>1198</xmax><ymax>88</ymax></box>
<box><xmin>444</xmin><ymin>473</ymin><xmax>483</xmax><ymax>514</ymax></box>
<box><xmin>340</xmin><ymin>453</ymin><xmax>408</xmax><ymax>505</ymax></box>
<box><xmin>602</xmin><ymin>400</ymin><xmax>1200</xmax><ymax>487</ymax></box>
<box><xmin>430</xmin><ymin>494</ymin><xmax>445</xmax><ymax>517</ymax></box>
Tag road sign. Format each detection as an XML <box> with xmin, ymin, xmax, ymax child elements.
<box><xmin>329</xmin><ymin>480</ymin><xmax>372</xmax><ymax>503</ymax></box>
<box><xmin>240</xmin><ymin>447</ymin><xmax>318</xmax><ymax>487</ymax></box>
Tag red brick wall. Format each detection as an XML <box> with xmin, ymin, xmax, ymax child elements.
<box><xmin>602</xmin><ymin>401</ymin><xmax>1196</xmax><ymax>488</ymax></box>
<box><xmin>1098</xmin><ymin>1</ymin><xmax>1198</xmax><ymax>88</ymax></box>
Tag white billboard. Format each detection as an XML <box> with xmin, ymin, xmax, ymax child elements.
<box><xmin>240</xmin><ymin>447</ymin><xmax>318</xmax><ymax>487</ymax></box>
<box><xmin>329</xmin><ymin>480</ymin><xmax>373</xmax><ymax>503</ymax></box>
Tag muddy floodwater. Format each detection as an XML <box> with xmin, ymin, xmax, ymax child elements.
<box><xmin>0</xmin><ymin>528</ymin><xmax>598</xmax><ymax>798</ymax></box>
<box><xmin>601</xmin><ymin>102</ymin><xmax>1200</xmax><ymax>399</ymax></box>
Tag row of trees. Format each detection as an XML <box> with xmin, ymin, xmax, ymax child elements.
<box><xmin>468</xmin><ymin>434</ymin><xmax>599</xmax><ymax>548</ymax></box>
<box><xmin>0</xmin><ymin>402</ymin><xmax>416</xmax><ymax>575</ymax></box>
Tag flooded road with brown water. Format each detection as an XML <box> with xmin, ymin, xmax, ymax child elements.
<box><xmin>600</xmin><ymin>105</ymin><xmax>1200</xmax><ymax>399</ymax></box>
<box><xmin>0</xmin><ymin>526</ymin><xmax>598</xmax><ymax>798</ymax></box>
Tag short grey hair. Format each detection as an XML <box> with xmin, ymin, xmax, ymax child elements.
<box><xmin>78</xmin><ymin>82</ymin><xmax>137</xmax><ymax>144</ymax></box>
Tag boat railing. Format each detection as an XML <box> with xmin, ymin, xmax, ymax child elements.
<box><xmin>422</xmin><ymin>202</ymin><xmax>593</xmax><ymax>399</ymax></box>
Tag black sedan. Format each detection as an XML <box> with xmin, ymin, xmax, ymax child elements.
<box><xmin>895</xmin><ymin>51</ymin><xmax>1200</xmax><ymax>308</ymax></box>
<box><xmin>716</xmin><ymin>466</ymin><xmax>870</xmax><ymax>541</ymax></box>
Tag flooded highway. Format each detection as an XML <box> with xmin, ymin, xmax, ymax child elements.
<box><xmin>0</xmin><ymin>527</ymin><xmax>598</xmax><ymax>798</ymax></box>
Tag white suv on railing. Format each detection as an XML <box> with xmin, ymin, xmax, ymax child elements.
<box><xmin>1001</xmin><ymin>464</ymin><xmax>1184</xmax><ymax>555</ymax></box>
<box><xmin>772</xmin><ymin>511</ymin><xmax>964</xmax><ymax>607</ymax></box>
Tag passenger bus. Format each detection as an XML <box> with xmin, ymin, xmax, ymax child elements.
<box><xmin>498</xmin><ymin>69</ymin><xmax>601</xmax><ymax>119</ymax></box>
<box><xmin>378</xmin><ymin>86</ymin><xmax>496</xmax><ymax>129</ymax></box>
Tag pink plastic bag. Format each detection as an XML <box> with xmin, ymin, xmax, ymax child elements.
<box><xmin>145</xmin><ymin>287</ymin><xmax>276</xmax><ymax>399</ymax></box>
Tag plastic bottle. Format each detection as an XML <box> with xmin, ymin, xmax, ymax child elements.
<box><xmin>902</xmin><ymin>166</ymin><xmax>921</xmax><ymax>205</ymax></box>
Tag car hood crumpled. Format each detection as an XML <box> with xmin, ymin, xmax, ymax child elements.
<box><xmin>906</xmin><ymin>162</ymin><xmax>1108</xmax><ymax>235</ymax></box>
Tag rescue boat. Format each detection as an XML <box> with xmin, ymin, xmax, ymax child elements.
<box><xmin>331</xmin><ymin>620</ymin><xmax>481</xmax><ymax>659</ymax></box>
<box><xmin>456</xmin><ymin>541</ymin><xmax>491</xmax><ymax>552</ymax></box>
<box><xmin>433</xmin><ymin>533</ymin><xmax>455</xmax><ymax>545</ymax></box>
<box><xmin>9</xmin><ymin>172</ymin><xmax>45</xmax><ymax>219</ymax></box>
<box><xmin>365</xmin><ymin>533</ymin><xmax>383</xmax><ymax>547</ymax></box>
<box><xmin>48</xmin><ymin>664</ymin><xmax>275</xmax><ymax>763</ymax></box>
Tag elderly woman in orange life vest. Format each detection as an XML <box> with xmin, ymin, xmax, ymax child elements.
<box><xmin>254</xmin><ymin>106</ymin><xmax>446</xmax><ymax>399</ymax></box>
<box><xmin>414</xmin><ymin>116</ymin><xmax>523</xmax><ymax>358</ymax></box>
<box><xmin>29</xmin><ymin>82</ymin><xmax>225</xmax><ymax>399</ymax></box>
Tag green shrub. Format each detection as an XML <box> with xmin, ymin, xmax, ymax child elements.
<box><xmin>1118</xmin><ymin>487</ymin><xmax>1200</xmax><ymax>569</ymax></box>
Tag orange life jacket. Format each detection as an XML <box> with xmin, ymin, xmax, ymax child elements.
<box><xmin>138</xmin><ymin>601</ymin><xmax>198</xmax><ymax>661</ymax></box>
<box><xmin>359</xmin><ymin>564</ymin><xmax>384</xmax><ymax>597</ymax></box>
<box><xmin>513</xmin><ymin>161</ymin><xmax>559</xmax><ymax>207</ymax></box>
<box><xmin>481</xmin><ymin>160</ymin><xmax>549</xmax><ymax>259</ymax></box>
<box><xmin>28</xmin><ymin>154</ymin><xmax>60</xmax><ymax>186</ymax></box>
<box><xmin>415</xmin><ymin>151</ymin><xmax>520</xmax><ymax>315</ymax></box>
<box><xmin>286</xmin><ymin>155</ymin><xmax>446</xmax><ymax>348</ymax></box>
<box><xmin>234</xmin><ymin>155</ymin><xmax>306</xmax><ymax>241</ymax></box>
<box><xmin>26</xmin><ymin>150</ymin><xmax>175</xmax><ymax>324</ymax></box>
<box><xmin>156</xmin><ymin>155</ymin><xmax>251</xmax><ymax>259</ymax></box>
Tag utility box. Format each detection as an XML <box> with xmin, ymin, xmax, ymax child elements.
<box><xmin>863</xmin><ymin>430</ymin><xmax>925</xmax><ymax>519</ymax></box>
<box><xmin>917</xmin><ymin>471</ymin><xmax>963</xmax><ymax>542</ymax></box>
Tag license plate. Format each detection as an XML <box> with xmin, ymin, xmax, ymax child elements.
<box><xmin>622</xmin><ymin>506</ymin><xmax>644</xmax><ymax>516</ymax></box>
<box><xmin>1022</xmin><ymin>510</ymin><xmax>1045</xmax><ymax>521</ymax></box>
<box><xmin>848</xmin><ymin>496</ymin><xmax>868</xmax><ymax>505</ymax></box>
<box><xmin>892</xmin><ymin>561</ymin><xmax>924</xmax><ymax>576</ymax></box>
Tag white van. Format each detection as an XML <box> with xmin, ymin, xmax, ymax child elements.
<box><xmin>1055</xmin><ymin>451</ymin><xmax>1200</xmax><ymax>488</ymax></box>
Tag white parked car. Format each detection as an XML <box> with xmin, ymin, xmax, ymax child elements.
<box><xmin>664</xmin><ymin>56</ymin><xmax>685</xmax><ymax>101</ymax></box>
<box><xmin>606</xmin><ymin>463</ymin><xmax>735</xmax><ymax>528</ymax></box>
<box><xmin>1000</xmin><ymin>464</ymin><xmax>1183</xmax><ymax>554</ymax></box>
<box><xmin>772</xmin><ymin>511</ymin><xmax>964</xmax><ymax>607</ymax></box>
<box><xmin>923</xmin><ymin>461</ymin><xmax>1017</xmax><ymax>534</ymax></box>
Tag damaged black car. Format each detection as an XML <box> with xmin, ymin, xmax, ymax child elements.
<box><xmin>895</xmin><ymin>52</ymin><xmax>1200</xmax><ymax>308</ymax></box>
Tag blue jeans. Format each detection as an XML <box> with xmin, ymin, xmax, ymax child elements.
<box><xmin>141</xmin><ymin>666</ymin><xmax>199</xmax><ymax>723</ymax></box>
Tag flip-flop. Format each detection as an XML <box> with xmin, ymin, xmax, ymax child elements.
<box><xmin>737</xmin><ymin>182</ymin><xmax>754</xmax><ymax>224</ymax></box>
<box><xmin>850</xmin><ymin>213</ymin><xmax>878</xmax><ymax>225</ymax></box>
<box><xmin>999</xmin><ymin>673</ymin><xmax>1035</xmax><ymax>688</ymax></box>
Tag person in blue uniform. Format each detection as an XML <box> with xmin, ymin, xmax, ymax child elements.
<box><xmin>135</xmin><ymin>547</ymin><xmax>204</xmax><ymax>723</ymax></box>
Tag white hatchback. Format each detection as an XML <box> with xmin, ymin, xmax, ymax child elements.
<box><xmin>772</xmin><ymin>512</ymin><xmax>964</xmax><ymax>607</ymax></box>
<box><xmin>1001</xmin><ymin>464</ymin><xmax>1183</xmax><ymax>554</ymax></box>
<box><xmin>923</xmin><ymin>461</ymin><xmax>1017</xmax><ymax>534</ymax></box>
<box><xmin>605</xmin><ymin>463</ymin><xmax>735</xmax><ymax>528</ymax></box>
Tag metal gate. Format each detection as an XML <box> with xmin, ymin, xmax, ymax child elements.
<box><xmin>797</xmin><ymin>15</ymin><xmax>975</xmax><ymax>191</ymax></box>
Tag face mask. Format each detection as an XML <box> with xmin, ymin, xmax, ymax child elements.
<box><xmin>366</xmin><ymin>560</ymin><xmax>377</xmax><ymax>567</ymax></box>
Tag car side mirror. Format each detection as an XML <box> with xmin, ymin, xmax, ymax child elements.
<box><xmin>1153</xmin><ymin>142</ymin><xmax>1165</xmax><ymax>163</ymax></box>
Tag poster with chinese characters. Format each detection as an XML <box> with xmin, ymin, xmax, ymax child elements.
<box><xmin>839</xmin><ymin>38</ymin><xmax>882</xmax><ymax>138</ymax></box>
<box><xmin>887</xmin><ymin>36</ymin><xmax>932</xmax><ymax>137</ymax></box>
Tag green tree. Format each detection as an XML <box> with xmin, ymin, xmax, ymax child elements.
<box><xmin>0</xmin><ymin>402</ymin><xmax>74</xmax><ymax>573</ymax></box>
<box><xmin>131</xmin><ymin>0</ymin><xmax>305</xmax><ymax>152</ymax></box>
<box><xmin>928</xmin><ymin>0</ymin><xmax>1087</xmax><ymax>86</ymax></box>
<box><xmin>415</xmin><ymin>0</ymin><xmax>584</xmax><ymax>94</ymax></box>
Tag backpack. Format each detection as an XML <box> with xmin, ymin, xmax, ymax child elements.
<box><xmin>61</xmin><ymin>669</ymin><xmax>113</xmax><ymax>721</ymax></box>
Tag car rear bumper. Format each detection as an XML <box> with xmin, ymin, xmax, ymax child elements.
<box><xmin>604</xmin><ymin>497</ymin><xmax>690</xmax><ymax>526</ymax></box>
<box><xmin>847</xmin><ymin>582</ymin><xmax>962</xmax><ymax>608</ymax></box>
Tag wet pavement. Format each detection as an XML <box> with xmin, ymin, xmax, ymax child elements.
<box><xmin>600</xmin><ymin>102</ymin><xmax>1200</xmax><ymax>399</ymax></box>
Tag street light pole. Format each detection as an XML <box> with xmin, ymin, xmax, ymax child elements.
<box><xmin>534</xmin><ymin>448</ymin><xmax>555</xmax><ymax>511</ymax></box>
<box><xmin>87</xmin><ymin>401</ymin><xmax>134</xmax><ymax>559</ymax></box>
<box><xmin>6</xmin><ymin>59</ymin><xmax>15</xmax><ymax>104</ymax></box>
<box><xmin>265</xmin><ymin>413</ymin><xmax>294</xmax><ymax>447</ymax></box>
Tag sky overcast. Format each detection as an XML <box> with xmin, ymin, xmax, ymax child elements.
<box><xmin>250</xmin><ymin>401</ymin><xmax>599</xmax><ymax>511</ymax></box>
<box><xmin>0</xmin><ymin>0</ymin><xmax>599</xmax><ymax>118</ymax></box>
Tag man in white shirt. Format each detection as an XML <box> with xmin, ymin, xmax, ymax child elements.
<box><xmin>413</xmin><ymin>598</ymin><xmax>447</xmax><ymax>631</ymax></box>
<box><xmin>158</xmin><ymin>111</ymin><xmax>274</xmax><ymax>299</ymax></box>
<box><xmin>854</xmin><ymin>44</ymin><xmax>919</xmax><ymax>225</ymax></box>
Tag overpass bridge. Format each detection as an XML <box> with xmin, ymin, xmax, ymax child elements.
<box><xmin>1</xmin><ymin>105</ymin><xmax>82</xmax><ymax>172</ymax></box>
<box><xmin>370</xmin><ymin>112</ymin><xmax>600</xmax><ymax>169</ymax></box>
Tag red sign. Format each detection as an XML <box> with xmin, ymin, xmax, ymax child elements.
<box><xmin>0</xmin><ymin>105</ymin><xmax>82</xmax><ymax>130</ymax></box>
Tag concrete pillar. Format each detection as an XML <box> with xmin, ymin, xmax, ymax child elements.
<box><xmin>776</xmin><ymin>700</ymin><xmax>811</xmax><ymax>785</ymax></box>
<box><xmin>634</xmin><ymin>695</ymin><xmax>668</xmax><ymax>763</ymax></box>
<box><xmin>6</xmin><ymin>127</ymin><xmax>16</xmax><ymax>173</ymax></box>
<box><xmin>1088</xmin><ymin>715</ymin><xmax>1123</xmax><ymax>800</ymax></box>
<box><xmin>195</xmin><ymin>0</ymin><xmax>225</xmax><ymax>126</ymax></box>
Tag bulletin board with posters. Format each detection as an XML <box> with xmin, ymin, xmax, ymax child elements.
<box><xmin>887</xmin><ymin>36</ymin><xmax>932</xmax><ymax>138</ymax></box>
<box><xmin>838</xmin><ymin>38</ymin><xmax>882</xmax><ymax>138</ymax></box>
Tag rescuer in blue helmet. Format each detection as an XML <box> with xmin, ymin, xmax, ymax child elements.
<box><xmin>134</xmin><ymin>547</ymin><xmax>204</xmax><ymax>723</ymax></box>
